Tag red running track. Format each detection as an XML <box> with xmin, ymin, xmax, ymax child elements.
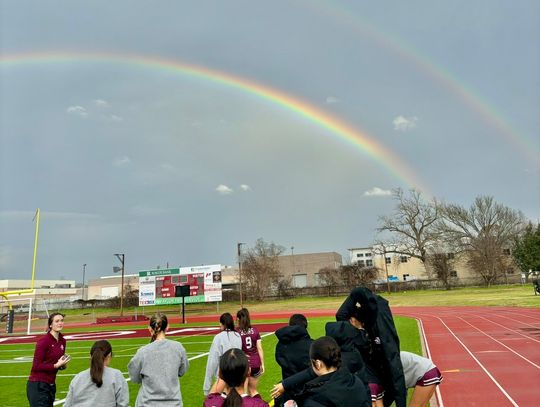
<box><xmin>394</xmin><ymin>306</ymin><xmax>540</xmax><ymax>407</ymax></box>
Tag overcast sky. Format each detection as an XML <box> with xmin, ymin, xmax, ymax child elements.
<box><xmin>1</xmin><ymin>1</ymin><xmax>539</xmax><ymax>282</ymax></box>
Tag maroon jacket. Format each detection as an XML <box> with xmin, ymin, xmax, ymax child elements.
<box><xmin>28</xmin><ymin>332</ymin><xmax>66</xmax><ymax>384</ymax></box>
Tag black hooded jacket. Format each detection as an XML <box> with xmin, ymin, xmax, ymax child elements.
<box><xmin>275</xmin><ymin>325</ymin><xmax>313</xmax><ymax>380</ymax></box>
<box><xmin>300</xmin><ymin>367</ymin><xmax>371</xmax><ymax>407</ymax></box>
<box><xmin>335</xmin><ymin>287</ymin><xmax>407</xmax><ymax>407</ymax></box>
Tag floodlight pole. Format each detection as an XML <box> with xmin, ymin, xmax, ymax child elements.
<box><xmin>114</xmin><ymin>254</ymin><xmax>125</xmax><ymax>316</ymax></box>
<box><xmin>237</xmin><ymin>243</ymin><xmax>245</xmax><ymax>308</ymax></box>
<box><xmin>82</xmin><ymin>264</ymin><xmax>87</xmax><ymax>301</ymax></box>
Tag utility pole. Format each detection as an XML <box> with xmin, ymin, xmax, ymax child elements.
<box><xmin>82</xmin><ymin>264</ymin><xmax>87</xmax><ymax>300</ymax></box>
<box><xmin>114</xmin><ymin>254</ymin><xmax>125</xmax><ymax>316</ymax></box>
<box><xmin>237</xmin><ymin>243</ymin><xmax>245</xmax><ymax>308</ymax></box>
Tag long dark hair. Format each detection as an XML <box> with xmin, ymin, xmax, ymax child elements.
<box><xmin>46</xmin><ymin>312</ymin><xmax>65</xmax><ymax>333</ymax></box>
<box><xmin>219</xmin><ymin>348</ymin><xmax>249</xmax><ymax>407</ymax></box>
<box><xmin>90</xmin><ymin>340</ymin><xmax>112</xmax><ymax>388</ymax></box>
<box><xmin>149</xmin><ymin>313</ymin><xmax>168</xmax><ymax>342</ymax></box>
<box><xmin>220</xmin><ymin>312</ymin><xmax>235</xmax><ymax>331</ymax></box>
<box><xmin>236</xmin><ymin>308</ymin><xmax>252</xmax><ymax>333</ymax></box>
<box><xmin>310</xmin><ymin>336</ymin><xmax>342</xmax><ymax>370</ymax></box>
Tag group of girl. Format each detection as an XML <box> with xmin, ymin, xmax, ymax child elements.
<box><xmin>204</xmin><ymin>308</ymin><xmax>265</xmax><ymax>399</ymax></box>
<box><xmin>27</xmin><ymin>312</ymin><xmax>188</xmax><ymax>407</ymax></box>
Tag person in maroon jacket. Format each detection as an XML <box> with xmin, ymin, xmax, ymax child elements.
<box><xmin>27</xmin><ymin>312</ymin><xmax>70</xmax><ymax>407</ymax></box>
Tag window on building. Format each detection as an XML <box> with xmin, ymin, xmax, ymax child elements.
<box><xmin>356</xmin><ymin>253</ymin><xmax>363</xmax><ymax>257</ymax></box>
<box><xmin>292</xmin><ymin>274</ymin><xmax>307</xmax><ymax>288</ymax></box>
<box><xmin>503</xmin><ymin>248</ymin><xmax>511</xmax><ymax>255</ymax></box>
<box><xmin>385</xmin><ymin>257</ymin><xmax>391</xmax><ymax>264</ymax></box>
<box><xmin>447</xmin><ymin>253</ymin><xmax>455</xmax><ymax>259</ymax></box>
<box><xmin>365</xmin><ymin>253</ymin><xmax>372</xmax><ymax>257</ymax></box>
<box><xmin>450</xmin><ymin>270</ymin><xmax>458</xmax><ymax>277</ymax></box>
<box><xmin>357</xmin><ymin>260</ymin><xmax>365</xmax><ymax>267</ymax></box>
<box><xmin>366</xmin><ymin>259</ymin><xmax>373</xmax><ymax>267</ymax></box>
<box><xmin>400</xmin><ymin>256</ymin><xmax>408</xmax><ymax>263</ymax></box>
<box><xmin>403</xmin><ymin>273</ymin><xmax>410</xmax><ymax>281</ymax></box>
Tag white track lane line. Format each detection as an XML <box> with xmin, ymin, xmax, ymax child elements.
<box><xmin>436</xmin><ymin>316</ymin><xmax>519</xmax><ymax>407</ymax></box>
<box><xmin>416</xmin><ymin>317</ymin><xmax>444</xmax><ymax>407</ymax></box>
<box><xmin>458</xmin><ymin>317</ymin><xmax>540</xmax><ymax>369</ymax></box>
<box><xmin>474</xmin><ymin>315</ymin><xmax>540</xmax><ymax>344</ymax></box>
<box><xmin>495</xmin><ymin>313</ymin><xmax>540</xmax><ymax>329</ymax></box>
<box><xmin>496</xmin><ymin>309</ymin><xmax>540</xmax><ymax>322</ymax></box>
<box><xmin>53</xmin><ymin>331</ymin><xmax>274</xmax><ymax>406</ymax></box>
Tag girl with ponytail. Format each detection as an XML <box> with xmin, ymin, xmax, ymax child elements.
<box><xmin>64</xmin><ymin>340</ymin><xmax>128</xmax><ymax>407</ymax></box>
<box><xmin>204</xmin><ymin>348</ymin><xmax>269</xmax><ymax>407</ymax></box>
<box><xmin>128</xmin><ymin>313</ymin><xmax>189</xmax><ymax>407</ymax></box>
<box><xmin>203</xmin><ymin>313</ymin><xmax>242</xmax><ymax>395</ymax></box>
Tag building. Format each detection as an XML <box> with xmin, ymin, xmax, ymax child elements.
<box><xmin>86</xmin><ymin>274</ymin><xmax>139</xmax><ymax>300</ymax></box>
<box><xmin>0</xmin><ymin>279</ymin><xmax>78</xmax><ymax>301</ymax></box>
<box><xmin>278</xmin><ymin>252</ymin><xmax>342</xmax><ymax>287</ymax></box>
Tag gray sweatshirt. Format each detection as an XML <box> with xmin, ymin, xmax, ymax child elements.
<box><xmin>64</xmin><ymin>366</ymin><xmax>128</xmax><ymax>407</ymax></box>
<box><xmin>128</xmin><ymin>339</ymin><xmax>189</xmax><ymax>407</ymax></box>
<box><xmin>400</xmin><ymin>351</ymin><xmax>436</xmax><ymax>388</ymax></box>
<box><xmin>203</xmin><ymin>330</ymin><xmax>242</xmax><ymax>395</ymax></box>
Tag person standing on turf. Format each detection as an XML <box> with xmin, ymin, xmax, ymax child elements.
<box><xmin>27</xmin><ymin>312</ymin><xmax>70</xmax><ymax>407</ymax></box>
<box><xmin>204</xmin><ymin>312</ymin><xmax>243</xmax><ymax>396</ymax></box>
<box><xmin>64</xmin><ymin>340</ymin><xmax>128</xmax><ymax>407</ymax></box>
<box><xmin>237</xmin><ymin>308</ymin><xmax>265</xmax><ymax>396</ymax></box>
<box><xmin>128</xmin><ymin>313</ymin><xmax>189</xmax><ymax>407</ymax></box>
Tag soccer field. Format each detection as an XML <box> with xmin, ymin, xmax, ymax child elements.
<box><xmin>1</xmin><ymin>316</ymin><xmax>420</xmax><ymax>406</ymax></box>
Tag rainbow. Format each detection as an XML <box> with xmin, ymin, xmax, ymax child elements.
<box><xmin>0</xmin><ymin>51</ymin><xmax>431</xmax><ymax>192</ymax></box>
<box><xmin>304</xmin><ymin>0</ymin><xmax>540</xmax><ymax>165</ymax></box>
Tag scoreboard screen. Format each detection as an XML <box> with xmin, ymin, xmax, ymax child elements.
<box><xmin>138</xmin><ymin>264</ymin><xmax>222</xmax><ymax>306</ymax></box>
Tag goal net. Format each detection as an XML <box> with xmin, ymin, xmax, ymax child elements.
<box><xmin>0</xmin><ymin>297</ymin><xmax>49</xmax><ymax>335</ymax></box>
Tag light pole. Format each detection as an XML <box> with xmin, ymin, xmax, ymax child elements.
<box><xmin>237</xmin><ymin>243</ymin><xmax>245</xmax><ymax>308</ymax></box>
<box><xmin>114</xmin><ymin>254</ymin><xmax>125</xmax><ymax>316</ymax></box>
<box><xmin>82</xmin><ymin>264</ymin><xmax>87</xmax><ymax>301</ymax></box>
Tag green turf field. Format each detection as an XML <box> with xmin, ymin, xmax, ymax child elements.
<box><xmin>1</xmin><ymin>315</ymin><xmax>420</xmax><ymax>406</ymax></box>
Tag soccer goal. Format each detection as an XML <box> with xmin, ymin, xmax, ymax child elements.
<box><xmin>0</xmin><ymin>296</ymin><xmax>49</xmax><ymax>335</ymax></box>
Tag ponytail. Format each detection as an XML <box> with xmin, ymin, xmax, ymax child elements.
<box><xmin>149</xmin><ymin>313</ymin><xmax>168</xmax><ymax>342</ymax></box>
<box><xmin>90</xmin><ymin>340</ymin><xmax>112</xmax><ymax>388</ymax></box>
<box><xmin>236</xmin><ymin>308</ymin><xmax>251</xmax><ymax>333</ymax></box>
<box><xmin>223</xmin><ymin>387</ymin><xmax>243</xmax><ymax>407</ymax></box>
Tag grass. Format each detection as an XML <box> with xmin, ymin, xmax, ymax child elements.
<box><xmin>0</xmin><ymin>315</ymin><xmax>420</xmax><ymax>407</ymax></box>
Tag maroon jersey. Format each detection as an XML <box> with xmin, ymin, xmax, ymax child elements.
<box><xmin>239</xmin><ymin>327</ymin><xmax>262</xmax><ymax>368</ymax></box>
<box><xmin>204</xmin><ymin>392</ymin><xmax>269</xmax><ymax>407</ymax></box>
<box><xmin>28</xmin><ymin>332</ymin><xmax>66</xmax><ymax>384</ymax></box>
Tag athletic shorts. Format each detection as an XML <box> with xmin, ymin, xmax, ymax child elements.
<box><xmin>250</xmin><ymin>366</ymin><xmax>262</xmax><ymax>378</ymax></box>
<box><xmin>368</xmin><ymin>382</ymin><xmax>385</xmax><ymax>401</ymax></box>
<box><xmin>416</xmin><ymin>367</ymin><xmax>443</xmax><ymax>387</ymax></box>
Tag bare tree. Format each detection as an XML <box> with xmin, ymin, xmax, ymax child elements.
<box><xmin>439</xmin><ymin>196</ymin><xmax>525</xmax><ymax>286</ymax></box>
<box><xmin>318</xmin><ymin>267</ymin><xmax>341</xmax><ymax>296</ymax></box>
<box><xmin>425</xmin><ymin>252</ymin><xmax>455</xmax><ymax>290</ymax></box>
<box><xmin>340</xmin><ymin>263</ymin><xmax>380</xmax><ymax>287</ymax></box>
<box><xmin>241</xmin><ymin>238</ymin><xmax>285</xmax><ymax>301</ymax></box>
<box><xmin>377</xmin><ymin>188</ymin><xmax>440</xmax><ymax>264</ymax></box>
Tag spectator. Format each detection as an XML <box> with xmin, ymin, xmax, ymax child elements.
<box><xmin>204</xmin><ymin>312</ymin><xmax>242</xmax><ymax>395</ymax></box>
<box><xmin>204</xmin><ymin>348</ymin><xmax>269</xmax><ymax>407</ymax></box>
<box><xmin>64</xmin><ymin>340</ymin><xmax>128</xmax><ymax>407</ymax></box>
<box><xmin>237</xmin><ymin>308</ymin><xmax>265</xmax><ymax>396</ymax></box>
<box><xmin>128</xmin><ymin>313</ymin><xmax>189</xmax><ymax>407</ymax></box>
<box><xmin>27</xmin><ymin>312</ymin><xmax>70</xmax><ymax>407</ymax></box>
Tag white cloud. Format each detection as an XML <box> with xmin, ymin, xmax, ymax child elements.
<box><xmin>364</xmin><ymin>187</ymin><xmax>392</xmax><ymax>197</ymax></box>
<box><xmin>113</xmin><ymin>156</ymin><xmax>131</xmax><ymax>167</ymax></box>
<box><xmin>94</xmin><ymin>99</ymin><xmax>110</xmax><ymax>108</ymax></box>
<box><xmin>216</xmin><ymin>184</ymin><xmax>233</xmax><ymax>195</ymax></box>
<box><xmin>325</xmin><ymin>96</ymin><xmax>339</xmax><ymax>104</ymax></box>
<box><xmin>393</xmin><ymin>115</ymin><xmax>418</xmax><ymax>131</ymax></box>
<box><xmin>239</xmin><ymin>184</ymin><xmax>251</xmax><ymax>191</ymax></box>
<box><xmin>66</xmin><ymin>105</ymin><xmax>88</xmax><ymax>117</ymax></box>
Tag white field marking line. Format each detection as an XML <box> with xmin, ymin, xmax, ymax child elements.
<box><xmin>52</xmin><ymin>330</ymin><xmax>273</xmax><ymax>406</ymax></box>
<box><xmin>495</xmin><ymin>313</ymin><xmax>540</xmax><ymax>329</ymax></box>
<box><xmin>416</xmin><ymin>317</ymin><xmax>444</xmax><ymax>407</ymax></box>
<box><xmin>458</xmin><ymin>317</ymin><xmax>540</xmax><ymax>370</ymax></box>
<box><xmin>436</xmin><ymin>316</ymin><xmax>519</xmax><ymax>407</ymax></box>
<box><xmin>475</xmin><ymin>315</ymin><xmax>540</xmax><ymax>344</ymax></box>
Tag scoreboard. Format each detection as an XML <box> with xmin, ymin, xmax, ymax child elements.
<box><xmin>138</xmin><ymin>264</ymin><xmax>222</xmax><ymax>306</ymax></box>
